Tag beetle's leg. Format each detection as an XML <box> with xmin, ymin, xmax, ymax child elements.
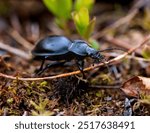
<box><xmin>35</xmin><ymin>56</ymin><xmax>48</xmax><ymax>75</ymax></box>
<box><xmin>37</xmin><ymin>61</ymin><xmax>66</xmax><ymax>75</ymax></box>
<box><xmin>76</xmin><ymin>60</ymin><xmax>86</xmax><ymax>79</ymax></box>
<box><xmin>39</xmin><ymin>58</ymin><xmax>45</xmax><ymax>71</ymax></box>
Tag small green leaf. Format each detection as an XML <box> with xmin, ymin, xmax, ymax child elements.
<box><xmin>84</xmin><ymin>17</ymin><xmax>96</xmax><ymax>39</ymax></box>
<box><xmin>74</xmin><ymin>0</ymin><xmax>95</xmax><ymax>12</ymax></box>
<box><xmin>72</xmin><ymin>7</ymin><xmax>89</xmax><ymax>36</ymax></box>
<box><xmin>30</xmin><ymin>98</ymin><xmax>54</xmax><ymax>116</ymax></box>
<box><xmin>40</xmin><ymin>81</ymin><xmax>48</xmax><ymax>87</ymax></box>
<box><xmin>43</xmin><ymin>0</ymin><xmax>72</xmax><ymax>19</ymax></box>
<box><xmin>96</xmin><ymin>90</ymin><xmax>105</xmax><ymax>98</ymax></box>
<box><xmin>7</xmin><ymin>98</ymin><xmax>14</xmax><ymax>104</ymax></box>
<box><xmin>142</xmin><ymin>45</ymin><xmax>150</xmax><ymax>59</ymax></box>
<box><xmin>55</xmin><ymin>18</ymin><xmax>67</xmax><ymax>29</ymax></box>
<box><xmin>43</xmin><ymin>0</ymin><xmax>56</xmax><ymax>15</ymax></box>
<box><xmin>96</xmin><ymin>92</ymin><xmax>102</xmax><ymax>97</ymax></box>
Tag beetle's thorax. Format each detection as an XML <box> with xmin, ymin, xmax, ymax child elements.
<box><xmin>68</xmin><ymin>40</ymin><xmax>89</xmax><ymax>56</ymax></box>
<box><xmin>68</xmin><ymin>40</ymin><xmax>104</xmax><ymax>62</ymax></box>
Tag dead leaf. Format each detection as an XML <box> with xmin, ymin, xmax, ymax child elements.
<box><xmin>121</xmin><ymin>76</ymin><xmax>150</xmax><ymax>98</ymax></box>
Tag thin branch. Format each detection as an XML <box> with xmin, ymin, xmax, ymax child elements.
<box><xmin>108</xmin><ymin>9</ymin><xmax>137</xmax><ymax>29</ymax></box>
<box><xmin>89</xmin><ymin>85</ymin><xmax>121</xmax><ymax>89</ymax></box>
<box><xmin>8</xmin><ymin>29</ymin><xmax>33</xmax><ymax>50</ymax></box>
<box><xmin>0</xmin><ymin>42</ymin><xmax>31</xmax><ymax>60</ymax></box>
<box><xmin>92</xmin><ymin>9</ymin><xmax>138</xmax><ymax>39</ymax></box>
<box><xmin>105</xmin><ymin>53</ymin><xmax>150</xmax><ymax>62</ymax></box>
<box><xmin>0</xmin><ymin>35</ymin><xmax>150</xmax><ymax>81</ymax></box>
<box><xmin>103</xmin><ymin>35</ymin><xmax>142</xmax><ymax>55</ymax></box>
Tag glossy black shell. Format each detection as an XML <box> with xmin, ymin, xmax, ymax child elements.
<box><xmin>32</xmin><ymin>35</ymin><xmax>72</xmax><ymax>56</ymax></box>
<box><xmin>32</xmin><ymin>35</ymin><xmax>98</xmax><ymax>61</ymax></box>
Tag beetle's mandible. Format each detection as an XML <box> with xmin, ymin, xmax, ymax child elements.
<box><xmin>32</xmin><ymin>35</ymin><xmax>104</xmax><ymax>77</ymax></box>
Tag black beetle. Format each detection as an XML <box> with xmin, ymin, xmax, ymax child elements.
<box><xmin>32</xmin><ymin>35</ymin><xmax>116</xmax><ymax>77</ymax></box>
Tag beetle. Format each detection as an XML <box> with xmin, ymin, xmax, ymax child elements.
<box><xmin>32</xmin><ymin>35</ymin><xmax>117</xmax><ymax>77</ymax></box>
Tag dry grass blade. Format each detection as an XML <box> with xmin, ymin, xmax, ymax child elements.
<box><xmin>8</xmin><ymin>29</ymin><xmax>33</xmax><ymax>50</ymax></box>
<box><xmin>0</xmin><ymin>42</ymin><xmax>32</xmax><ymax>60</ymax></box>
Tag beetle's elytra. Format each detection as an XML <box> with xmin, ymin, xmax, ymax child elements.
<box><xmin>32</xmin><ymin>35</ymin><xmax>104</xmax><ymax>77</ymax></box>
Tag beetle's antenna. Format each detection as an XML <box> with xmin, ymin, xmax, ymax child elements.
<box><xmin>98</xmin><ymin>47</ymin><xmax>125</xmax><ymax>52</ymax></box>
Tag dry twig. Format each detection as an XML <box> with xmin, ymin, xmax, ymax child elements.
<box><xmin>0</xmin><ymin>42</ymin><xmax>31</xmax><ymax>60</ymax></box>
<box><xmin>93</xmin><ymin>9</ymin><xmax>138</xmax><ymax>39</ymax></box>
<box><xmin>8</xmin><ymin>29</ymin><xmax>33</xmax><ymax>50</ymax></box>
<box><xmin>105</xmin><ymin>53</ymin><xmax>150</xmax><ymax>62</ymax></box>
<box><xmin>89</xmin><ymin>85</ymin><xmax>121</xmax><ymax>89</ymax></box>
<box><xmin>0</xmin><ymin>35</ymin><xmax>150</xmax><ymax>81</ymax></box>
<box><xmin>104</xmin><ymin>35</ymin><xmax>142</xmax><ymax>55</ymax></box>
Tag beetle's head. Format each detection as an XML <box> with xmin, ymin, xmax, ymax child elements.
<box><xmin>91</xmin><ymin>51</ymin><xmax>105</xmax><ymax>63</ymax></box>
<box><xmin>87</xmin><ymin>47</ymin><xmax>125</xmax><ymax>63</ymax></box>
<box><xmin>86</xmin><ymin>47</ymin><xmax>104</xmax><ymax>63</ymax></box>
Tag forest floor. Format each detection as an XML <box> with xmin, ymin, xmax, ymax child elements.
<box><xmin>0</xmin><ymin>0</ymin><xmax>150</xmax><ymax>116</ymax></box>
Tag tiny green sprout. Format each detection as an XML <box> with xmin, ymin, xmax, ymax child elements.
<box><xmin>74</xmin><ymin>0</ymin><xmax>95</xmax><ymax>12</ymax></box>
<box><xmin>43</xmin><ymin>0</ymin><xmax>72</xmax><ymax>20</ymax></box>
<box><xmin>96</xmin><ymin>90</ymin><xmax>105</xmax><ymax>98</ymax></box>
<box><xmin>43</xmin><ymin>0</ymin><xmax>72</xmax><ymax>33</ymax></box>
<box><xmin>72</xmin><ymin>0</ymin><xmax>99</xmax><ymax>49</ymax></box>
<box><xmin>43</xmin><ymin>0</ymin><xmax>99</xmax><ymax>49</ymax></box>
<box><xmin>142</xmin><ymin>45</ymin><xmax>150</xmax><ymax>59</ymax></box>
<box><xmin>7</xmin><ymin>98</ymin><xmax>14</xmax><ymax>104</ymax></box>
<box><xmin>72</xmin><ymin>7</ymin><xmax>96</xmax><ymax>40</ymax></box>
<box><xmin>38</xmin><ymin>81</ymin><xmax>48</xmax><ymax>92</ymax></box>
<box><xmin>40</xmin><ymin>81</ymin><xmax>48</xmax><ymax>87</ymax></box>
<box><xmin>31</xmin><ymin>81</ymin><xmax>35</xmax><ymax>86</ymax></box>
<box><xmin>30</xmin><ymin>97</ymin><xmax>54</xmax><ymax>116</ymax></box>
<box><xmin>8</xmin><ymin>86</ymin><xmax>16</xmax><ymax>94</ymax></box>
<box><xmin>72</xmin><ymin>8</ymin><xmax>89</xmax><ymax>36</ymax></box>
<box><xmin>140</xmin><ymin>93</ymin><xmax>150</xmax><ymax>104</ymax></box>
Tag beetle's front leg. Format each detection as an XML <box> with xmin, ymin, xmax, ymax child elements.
<box><xmin>76</xmin><ymin>60</ymin><xmax>86</xmax><ymax>79</ymax></box>
<box><xmin>35</xmin><ymin>57</ymin><xmax>47</xmax><ymax>75</ymax></box>
<box><xmin>35</xmin><ymin>56</ymin><xmax>50</xmax><ymax>75</ymax></box>
<box><xmin>37</xmin><ymin>61</ymin><xmax>66</xmax><ymax>75</ymax></box>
